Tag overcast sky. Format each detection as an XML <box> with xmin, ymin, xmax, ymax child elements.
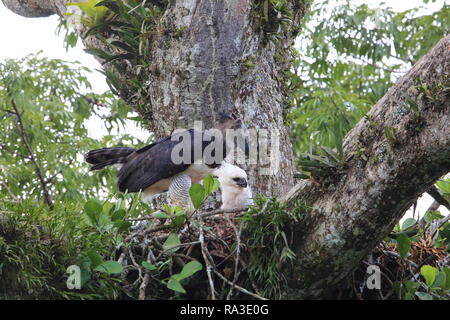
<box><xmin>0</xmin><ymin>0</ymin><xmax>448</xmax><ymax>221</ymax></box>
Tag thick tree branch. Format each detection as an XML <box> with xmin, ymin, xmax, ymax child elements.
<box><xmin>1</xmin><ymin>0</ymin><xmax>63</xmax><ymax>17</ymax></box>
<box><xmin>284</xmin><ymin>34</ymin><xmax>450</xmax><ymax>298</ymax></box>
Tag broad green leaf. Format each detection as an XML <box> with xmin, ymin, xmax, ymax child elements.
<box><xmin>84</xmin><ymin>199</ymin><xmax>103</xmax><ymax>224</ymax></box>
<box><xmin>172</xmin><ymin>261</ymin><xmax>203</xmax><ymax>281</ymax></box>
<box><xmin>86</xmin><ymin>250</ymin><xmax>103</xmax><ymax>268</ymax></box>
<box><xmin>443</xmin><ymin>267</ymin><xmax>450</xmax><ymax>290</ymax></box>
<box><xmin>94</xmin><ymin>261</ymin><xmax>123</xmax><ymax>274</ymax></box>
<box><xmin>433</xmin><ymin>271</ymin><xmax>446</xmax><ymax>289</ymax></box>
<box><xmin>84</xmin><ymin>198</ymin><xmax>103</xmax><ymax>216</ymax></box>
<box><xmin>436</xmin><ymin>179</ymin><xmax>450</xmax><ymax>194</ymax></box>
<box><xmin>142</xmin><ymin>261</ymin><xmax>157</xmax><ymax>271</ymax></box>
<box><xmin>114</xmin><ymin>221</ymin><xmax>132</xmax><ymax>233</ymax></box>
<box><xmin>172</xmin><ymin>214</ymin><xmax>186</xmax><ymax>227</ymax></box>
<box><xmin>97</xmin><ymin>213</ymin><xmax>112</xmax><ymax>229</ymax></box>
<box><xmin>189</xmin><ymin>184</ymin><xmax>206</xmax><ymax>209</ymax></box>
<box><xmin>163</xmin><ymin>233</ymin><xmax>181</xmax><ymax>251</ymax></box>
<box><xmin>203</xmin><ymin>174</ymin><xmax>220</xmax><ymax>195</ymax></box>
<box><xmin>167</xmin><ymin>279</ymin><xmax>186</xmax><ymax>294</ymax></box>
<box><xmin>401</xmin><ymin>218</ymin><xmax>416</xmax><ymax>231</ymax></box>
<box><xmin>111</xmin><ymin>209</ymin><xmax>126</xmax><ymax>221</ymax></box>
<box><xmin>424</xmin><ymin>210</ymin><xmax>444</xmax><ymax>224</ymax></box>
<box><xmin>420</xmin><ymin>265</ymin><xmax>438</xmax><ymax>287</ymax></box>
<box><xmin>396</xmin><ymin>234</ymin><xmax>411</xmax><ymax>259</ymax></box>
<box><xmin>415</xmin><ymin>292</ymin><xmax>433</xmax><ymax>300</ymax></box>
<box><xmin>403</xmin><ymin>280</ymin><xmax>419</xmax><ymax>294</ymax></box>
<box><xmin>152</xmin><ymin>211</ymin><xmax>170</xmax><ymax>219</ymax></box>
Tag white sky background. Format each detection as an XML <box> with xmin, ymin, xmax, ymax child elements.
<box><xmin>0</xmin><ymin>0</ymin><xmax>448</xmax><ymax>222</ymax></box>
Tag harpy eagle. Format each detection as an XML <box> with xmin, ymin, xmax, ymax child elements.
<box><xmin>213</xmin><ymin>162</ymin><xmax>253</xmax><ymax>210</ymax></box>
<box><xmin>85</xmin><ymin>113</ymin><xmax>248</xmax><ymax>208</ymax></box>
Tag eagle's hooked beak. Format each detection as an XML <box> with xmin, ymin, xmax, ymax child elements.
<box><xmin>233</xmin><ymin>177</ymin><xmax>248</xmax><ymax>188</ymax></box>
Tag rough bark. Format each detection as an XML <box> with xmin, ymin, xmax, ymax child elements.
<box><xmin>3</xmin><ymin>0</ymin><xmax>450</xmax><ymax>299</ymax></box>
<box><xmin>283</xmin><ymin>34</ymin><xmax>450</xmax><ymax>298</ymax></box>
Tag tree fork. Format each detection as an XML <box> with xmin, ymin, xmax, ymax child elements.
<box><xmin>283</xmin><ymin>34</ymin><xmax>450</xmax><ymax>298</ymax></box>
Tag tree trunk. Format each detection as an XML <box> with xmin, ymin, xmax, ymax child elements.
<box><xmin>4</xmin><ymin>0</ymin><xmax>450</xmax><ymax>299</ymax></box>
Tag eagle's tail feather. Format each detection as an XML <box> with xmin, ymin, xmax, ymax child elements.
<box><xmin>84</xmin><ymin>147</ymin><xmax>135</xmax><ymax>171</ymax></box>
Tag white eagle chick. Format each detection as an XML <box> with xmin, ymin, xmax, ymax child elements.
<box><xmin>213</xmin><ymin>163</ymin><xmax>253</xmax><ymax>210</ymax></box>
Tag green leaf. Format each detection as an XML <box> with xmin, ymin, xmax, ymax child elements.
<box><xmin>85</xmin><ymin>198</ymin><xmax>103</xmax><ymax>215</ymax></box>
<box><xmin>152</xmin><ymin>211</ymin><xmax>170</xmax><ymax>219</ymax></box>
<box><xmin>203</xmin><ymin>174</ymin><xmax>220</xmax><ymax>195</ymax></box>
<box><xmin>84</xmin><ymin>199</ymin><xmax>103</xmax><ymax>224</ymax></box>
<box><xmin>401</xmin><ymin>218</ymin><xmax>416</xmax><ymax>231</ymax></box>
<box><xmin>167</xmin><ymin>279</ymin><xmax>186</xmax><ymax>294</ymax></box>
<box><xmin>84</xmin><ymin>47</ymin><xmax>111</xmax><ymax>60</ymax></box>
<box><xmin>189</xmin><ymin>184</ymin><xmax>206</xmax><ymax>209</ymax></box>
<box><xmin>166</xmin><ymin>261</ymin><xmax>203</xmax><ymax>294</ymax></box>
<box><xmin>172</xmin><ymin>261</ymin><xmax>203</xmax><ymax>281</ymax></box>
<box><xmin>163</xmin><ymin>233</ymin><xmax>181</xmax><ymax>251</ymax></box>
<box><xmin>97</xmin><ymin>213</ymin><xmax>112</xmax><ymax>228</ymax></box>
<box><xmin>94</xmin><ymin>261</ymin><xmax>123</xmax><ymax>274</ymax></box>
<box><xmin>142</xmin><ymin>261</ymin><xmax>157</xmax><ymax>271</ymax></box>
<box><xmin>420</xmin><ymin>265</ymin><xmax>438</xmax><ymax>287</ymax></box>
<box><xmin>433</xmin><ymin>271</ymin><xmax>446</xmax><ymax>289</ymax></box>
<box><xmin>172</xmin><ymin>214</ymin><xmax>186</xmax><ymax>227</ymax></box>
<box><xmin>443</xmin><ymin>267</ymin><xmax>450</xmax><ymax>290</ymax></box>
<box><xmin>415</xmin><ymin>292</ymin><xmax>433</xmax><ymax>300</ymax></box>
<box><xmin>403</xmin><ymin>280</ymin><xmax>419</xmax><ymax>295</ymax></box>
<box><xmin>436</xmin><ymin>179</ymin><xmax>450</xmax><ymax>194</ymax></box>
<box><xmin>396</xmin><ymin>234</ymin><xmax>411</xmax><ymax>259</ymax></box>
<box><xmin>86</xmin><ymin>250</ymin><xmax>103</xmax><ymax>268</ymax></box>
<box><xmin>114</xmin><ymin>221</ymin><xmax>132</xmax><ymax>233</ymax></box>
<box><xmin>111</xmin><ymin>209</ymin><xmax>126</xmax><ymax>221</ymax></box>
<box><xmin>424</xmin><ymin>210</ymin><xmax>444</xmax><ymax>224</ymax></box>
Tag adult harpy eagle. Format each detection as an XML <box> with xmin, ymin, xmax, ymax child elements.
<box><xmin>85</xmin><ymin>113</ymin><xmax>248</xmax><ymax>208</ymax></box>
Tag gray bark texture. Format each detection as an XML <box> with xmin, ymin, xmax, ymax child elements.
<box><xmin>3</xmin><ymin>0</ymin><xmax>450</xmax><ymax>298</ymax></box>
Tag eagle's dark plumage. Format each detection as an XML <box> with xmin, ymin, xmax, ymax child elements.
<box><xmin>85</xmin><ymin>147</ymin><xmax>136</xmax><ymax>171</ymax></box>
<box><xmin>84</xmin><ymin>113</ymin><xmax>247</xmax><ymax>204</ymax></box>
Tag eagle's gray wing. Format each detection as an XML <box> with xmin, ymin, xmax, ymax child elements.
<box><xmin>117</xmin><ymin>129</ymin><xmax>202</xmax><ymax>192</ymax></box>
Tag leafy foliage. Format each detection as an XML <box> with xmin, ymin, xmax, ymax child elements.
<box><xmin>289</xmin><ymin>0</ymin><xmax>449</xmax><ymax>156</ymax></box>
<box><xmin>0</xmin><ymin>55</ymin><xmax>147</xmax><ymax>299</ymax></box>
<box><xmin>367</xmin><ymin>176</ymin><xmax>450</xmax><ymax>300</ymax></box>
<box><xmin>0</xmin><ymin>54</ymin><xmax>140</xmax><ymax>206</ymax></box>
<box><xmin>66</xmin><ymin>0</ymin><xmax>110</xmax><ymax>28</ymax></box>
<box><xmin>240</xmin><ymin>196</ymin><xmax>310</xmax><ymax>299</ymax></box>
<box><xmin>76</xmin><ymin>0</ymin><xmax>164</xmax><ymax>102</ymax></box>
